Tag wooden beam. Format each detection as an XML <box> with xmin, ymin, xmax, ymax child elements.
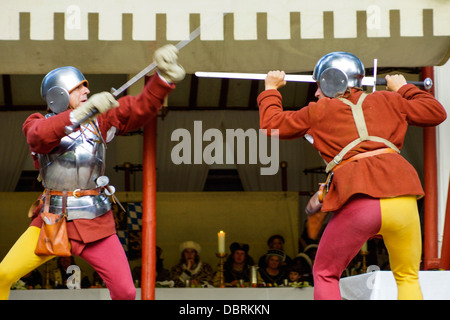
<box><xmin>188</xmin><ymin>74</ymin><xmax>199</xmax><ymax>108</ymax></box>
<box><xmin>247</xmin><ymin>80</ymin><xmax>260</xmax><ymax>109</ymax></box>
<box><xmin>218</xmin><ymin>78</ymin><xmax>229</xmax><ymax>108</ymax></box>
<box><xmin>2</xmin><ymin>75</ymin><xmax>12</xmax><ymax>106</ymax></box>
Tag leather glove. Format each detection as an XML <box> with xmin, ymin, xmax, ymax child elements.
<box><xmin>153</xmin><ymin>44</ymin><xmax>186</xmax><ymax>83</ymax></box>
<box><xmin>305</xmin><ymin>191</ymin><xmax>323</xmax><ymax>216</ymax></box>
<box><xmin>71</xmin><ymin>92</ymin><xmax>119</xmax><ymax>125</ymax></box>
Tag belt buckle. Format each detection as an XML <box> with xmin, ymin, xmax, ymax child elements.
<box><xmin>73</xmin><ymin>189</ymin><xmax>82</xmax><ymax>198</ymax></box>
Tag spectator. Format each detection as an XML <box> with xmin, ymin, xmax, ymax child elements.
<box><xmin>258</xmin><ymin>249</ymin><xmax>288</xmax><ymax>286</ymax></box>
<box><xmin>257</xmin><ymin>234</ymin><xmax>293</xmax><ymax>269</ymax></box>
<box><xmin>214</xmin><ymin>242</ymin><xmax>261</xmax><ymax>287</ymax></box>
<box><xmin>291</xmin><ymin>253</ymin><xmax>314</xmax><ymax>285</ymax></box>
<box><xmin>287</xmin><ymin>265</ymin><xmax>302</xmax><ymax>284</ymax></box>
<box><xmin>171</xmin><ymin>241</ymin><xmax>213</xmax><ymax>287</ymax></box>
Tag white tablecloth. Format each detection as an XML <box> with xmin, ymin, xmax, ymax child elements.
<box><xmin>9</xmin><ymin>287</ymin><xmax>314</xmax><ymax>300</ymax></box>
<box><xmin>13</xmin><ymin>271</ymin><xmax>450</xmax><ymax>300</ymax></box>
<box><xmin>340</xmin><ymin>270</ymin><xmax>450</xmax><ymax>300</ymax></box>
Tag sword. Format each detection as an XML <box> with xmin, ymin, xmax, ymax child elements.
<box><xmin>65</xmin><ymin>27</ymin><xmax>202</xmax><ymax>135</ymax></box>
<box><xmin>112</xmin><ymin>28</ymin><xmax>201</xmax><ymax>98</ymax></box>
<box><xmin>194</xmin><ymin>71</ymin><xmax>433</xmax><ymax>90</ymax></box>
<box><xmin>372</xmin><ymin>58</ymin><xmax>378</xmax><ymax>93</ymax></box>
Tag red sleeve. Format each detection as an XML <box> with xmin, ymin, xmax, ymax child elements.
<box><xmin>23</xmin><ymin>111</ymin><xmax>72</xmax><ymax>154</ymax></box>
<box><xmin>396</xmin><ymin>84</ymin><xmax>447</xmax><ymax>126</ymax></box>
<box><xmin>257</xmin><ymin>89</ymin><xmax>311</xmax><ymax>139</ymax></box>
<box><xmin>97</xmin><ymin>74</ymin><xmax>175</xmax><ymax>136</ymax></box>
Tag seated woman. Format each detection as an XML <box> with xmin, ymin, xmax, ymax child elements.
<box><xmin>170</xmin><ymin>241</ymin><xmax>213</xmax><ymax>287</ymax></box>
<box><xmin>213</xmin><ymin>242</ymin><xmax>262</xmax><ymax>287</ymax></box>
<box><xmin>257</xmin><ymin>234</ymin><xmax>293</xmax><ymax>270</ymax></box>
<box><xmin>258</xmin><ymin>249</ymin><xmax>288</xmax><ymax>286</ymax></box>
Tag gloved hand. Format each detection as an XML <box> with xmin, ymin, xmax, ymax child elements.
<box><xmin>71</xmin><ymin>92</ymin><xmax>119</xmax><ymax>125</ymax></box>
<box><xmin>154</xmin><ymin>44</ymin><xmax>186</xmax><ymax>83</ymax></box>
<box><xmin>305</xmin><ymin>191</ymin><xmax>323</xmax><ymax>216</ymax></box>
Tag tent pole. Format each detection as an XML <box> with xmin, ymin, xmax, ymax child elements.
<box><xmin>141</xmin><ymin>116</ymin><xmax>157</xmax><ymax>299</ymax></box>
<box><xmin>422</xmin><ymin>66</ymin><xmax>440</xmax><ymax>270</ymax></box>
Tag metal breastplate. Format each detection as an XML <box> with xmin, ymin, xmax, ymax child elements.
<box><xmin>38</xmin><ymin>121</ymin><xmax>110</xmax><ymax>220</ymax></box>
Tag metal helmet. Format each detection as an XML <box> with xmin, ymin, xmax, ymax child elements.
<box><xmin>312</xmin><ymin>52</ymin><xmax>365</xmax><ymax>98</ymax></box>
<box><xmin>40</xmin><ymin>66</ymin><xmax>88</xmax><ymax>113</ymax></box>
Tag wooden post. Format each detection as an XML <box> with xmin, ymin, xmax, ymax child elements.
<box><xmin>422</xmin><ymin>66</ymin><xmax>440</xmax><ymax>270</ymax></box>
<box><xmin>141</xmin><ymin>116</ymin><xmax>157</xmax><ymax>299</ymax></box>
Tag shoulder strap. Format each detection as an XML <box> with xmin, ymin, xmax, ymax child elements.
<box><xmin>340</xmin><ymin>93</ymin><xmax>369</xmax><ymax>139</ymax></box>
<box><xmin>325</xmin><ymin>93</ymin><xmax>400</xmax><ymax>173</ymax></box>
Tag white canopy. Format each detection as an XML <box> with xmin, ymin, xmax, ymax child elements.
<box><xmin>0</xmin><ymin>0</ymin><xmax>448</xmax><ymax>74</ymax></box>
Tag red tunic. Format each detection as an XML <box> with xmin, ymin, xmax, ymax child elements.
<box><xmin>24</xmin><ymin>74</ymin><xmax>174</xmax><ymax>243</ymax></box>
<box><xmin>258</xmin><ymin>84</ymin><xmax>447</xmax><ymax>212</ymax></box>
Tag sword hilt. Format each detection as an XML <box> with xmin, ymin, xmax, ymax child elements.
<box><xmin>64</xmin><ymin>108</ymin><xmax>99</xmax><ymax>134</ymax></box>
<box><xmin>111</xmin><ymin>27</ymin><xmax>202</xmax><ymax>98</ymax></box>
<box><xmin>375</xmin><ymin>77</ymin><xmax>433</xmax><ymax>90</ymax></box>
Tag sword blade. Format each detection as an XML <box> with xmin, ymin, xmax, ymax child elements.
<box><xmin>113</xmin><ymin>27</ymin><xmax>202</xmax><ymax>97</ymax></box>
<box><xmin>195</xmin><ymin>71</ymin><xmax>432</xmax><ymax>89</ymax></box>
<box><xmin>195</xmin><ymin>71</ymin><xmax>376</xmax><ymax>85</ymax></box>
<box><xmin>194</xmin><ymin>72</ymin><xmax>316</xmax><ymax>83</ymax></box>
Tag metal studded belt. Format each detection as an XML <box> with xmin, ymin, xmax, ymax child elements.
<box><xmin>42</xmin><ymin>190</ymin><xmax>111</xmax><ymax>221</ymax></box>
<box><xmin>45</xmin><ymin>187</ymin><xmax>103</xmax><ymax>198</ymax></box>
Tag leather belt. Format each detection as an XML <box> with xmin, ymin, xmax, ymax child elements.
<box><xmin>45</xmin><ymin>187</ymin><xmax>103</xmax><ymax>198</ymax></box>
<box><xmin>331</xmin><ymin>147</ymin><xmax>398</xmax><ymax>172</ymax></box>
<box><xmin>318</xmin><ymin>148</ymin><xmax>398</xmax><ymax>203</ymax></box>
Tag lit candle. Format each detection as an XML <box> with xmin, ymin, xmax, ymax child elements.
<box><xmin>251</xmin><ymin>266</ymin><xmax>257</xmax><ymax>285</ymax></box>
<box><xmin>361</xmin><ymin>242</ymin><xmax>368</xmax><ymax>252</ymax></box>
<box><xmin>218</xmin><ymin>230</ymin><xmax>226</xmax><ymax>253</ymax></box>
